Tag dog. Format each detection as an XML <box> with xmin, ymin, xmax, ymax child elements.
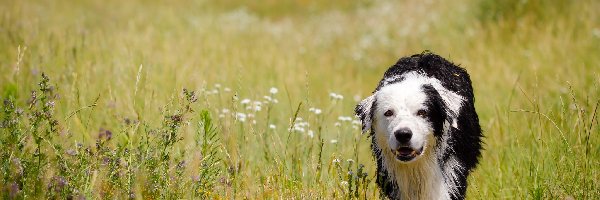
<box><xmin>355</xmin><ymin>52</ymin><xmax>482</xmax><ymax>200</ymax></box>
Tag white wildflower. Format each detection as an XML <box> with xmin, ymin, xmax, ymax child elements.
<box><xmin>262</xmin><ymin>95</ymin><xmax>279</xmax><ymax>104</ymax></box>
<box><xmin>307</xmin><ymin>130</ymin><xmax>314</xmax><ymax>138</ymax></box>
<box><xmin>314</xmin><ymin>109</ymin><xmax>322</xmax><ymax>115</ymax></box>
<box><xmin>293</xmin><ymin>126</ymin><xmax>305</xmax><ymax>133</ymax></box>
<box><xmin>330</xmin><ymin>139</ymin><xmax>338</xmax><ymax>144</ymax></box>
<box><xmin>333</xmin><ymin>158</ymin><xmax>340</xmax><ymax>163</ymax></box>
<box><xmin>296</xmin><ymin>121</ymin><xmax>310</xmax><ymax>128</ymax></box>
<box><xmin>347</xmin><ymin>159</ymin><xmax>354</xmax><ymax>163</ymax></box>
<box><xmin>338</xmin><ymin>116</ymin><xmax>352</xmax><ymax>122</ymax></box>
<box><xmin>329</xmin><ymin>92</ymin><xmax>344</xmax><ymax>100</ymax></box>
<box><xmin>236</xmin><ymin>113</ymin><xmax>247</xmax><ymax>122</ymax></box>
<box><xmin>241</xmin><ymin>99</ymin><xmax>251</xmax><ymax>105</ymax></box>
<box><xmin>224</xmin><ymin>87</ymin><xmax>232</xmax><ymax>92</ymax></box>
<box><xmin>340</xmin><ymin>181</ymin><xmax>349</xmax><ymax>186</ymax></box>
<box><xmin>221</xmin><ymin>109</ymin><xmax>230</xmax><ymax>114</ymax></box>
<box><xmin>269</xmin><ymin>124</ymin><xmax>276</xmax><ymax>129</ymax></box>
<box><xmin>263</xmin><ymin>95</ymin><xmax>272</xmax><ymax>101</ymax></box>
<box><xmin>214</xmin><ymin>84</ymin><xmax>221</xmax><ymax>88</ymax></box>
<box><xmin>334</xmin><ymin>122</ymin><xmax>341</xmax><ymax>127</ymax></box>
<box><xmin>253</xmin><ymin>101</ymin><xmax>262</xmax><ymax>111</ymax></box>
<box><xmin>309</xmin><ymin>107</ymin><xmax>322</xmax><ymax>115</ymax></box>
<box><xmin>269</xmin><ymin>87</ymin><xmax>278</xmax><ymax>94</ymax></box>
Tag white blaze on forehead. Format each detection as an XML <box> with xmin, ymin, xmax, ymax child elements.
<box><xmin>377</xmin><ymin>81</ymin><xmax>427</xmax><ymax>113</ymax></box>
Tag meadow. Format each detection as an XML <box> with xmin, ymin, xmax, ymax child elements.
<box><xmin>0</xmin><ymin>0</ymin><xmax>598</xmax><ymax>199</ymax></box>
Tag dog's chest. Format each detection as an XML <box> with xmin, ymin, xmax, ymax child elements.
<box><xmin>383</xmin><ymin>154</ymin><xmax>451</xmax><ymax>200</ymax></box>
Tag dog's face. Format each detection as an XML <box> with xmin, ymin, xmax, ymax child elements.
<box><xmin>373</xmin><ymin>82</ymin><xmax>435</xmax><ymax>162</ymax></box>
<box><xmin>356</xmin><ymin>73</ymin><xmax>464</xmax><ymax>163</ymax></box>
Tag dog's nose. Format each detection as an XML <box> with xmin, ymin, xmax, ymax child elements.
<box><xmin>394</xmin><ymin>128</ymin><xmax>412</xmax><ymax>143</ymax></box>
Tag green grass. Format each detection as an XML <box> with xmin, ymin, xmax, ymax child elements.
<box><xmin>1</xmin><ymin>0</ymin><xmax>599</xmax><ymax>199</ymax></box>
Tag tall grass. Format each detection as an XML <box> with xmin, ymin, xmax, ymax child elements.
<box><xmin>1</xmin><ymin>0</ymin><xmax>599</xmax><ymax>199</ymax></box>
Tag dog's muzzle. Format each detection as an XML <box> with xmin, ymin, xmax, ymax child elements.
<box><xmin>391</xmin><ymin>146</ymin><xmax>423</xmax><ymax>162</ymax></box>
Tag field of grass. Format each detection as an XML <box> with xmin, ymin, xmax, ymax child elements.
<box><xmin>1</xmin><ymin>0</ymin><xmax>599</xmax><ymax>199</ymax></box>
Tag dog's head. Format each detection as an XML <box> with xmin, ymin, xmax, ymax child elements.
<box><xmin>355</xmin><ymin>72</ymin><xmax>464</xmax><ymax>163</ymax></box>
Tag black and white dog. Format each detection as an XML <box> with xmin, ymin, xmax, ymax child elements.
<box><xmin>355</xmin><ymin>52</ymin><xmax>482</xmax><ymax>200</ymax></box>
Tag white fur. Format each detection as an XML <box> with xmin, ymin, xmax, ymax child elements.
<box><xmin>374</xmin><ymin>138</ymin><xmax>451</xmax><ymax>200</ymax></box>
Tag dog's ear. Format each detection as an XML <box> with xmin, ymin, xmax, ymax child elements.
<box><xmin>423</xmin><ymin>84</ymin><xmax>463</xmax><ymax>129</ymax></box>
<box><xmin>355</xmin><ymin>94</ymin><xmax>376</xmax><ymax>134</ymax></box>
<box><xmin>436</xmin><ymin>87</ymin><xmax>463</xmax><ymax>129</ymax></box>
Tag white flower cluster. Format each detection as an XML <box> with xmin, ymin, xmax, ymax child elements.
<box><xmin>233</xmin><ymin>112</ymin><xmax>257</xmax><ymax>124</ymax></box>
<box><xmin>263</xmin><ymin>95</ymin><xmax>279</xmax><ymax>104</ymax></box>
<box><xmin>308</xmin><ymin>107</ymin><xmax>322</xmax><ymax>115</ymax></box>
<box><xmin>228</xmin><ymin>87</ymin><xmax>283</xmax><ymax>123</ymax></box>
<box><xmin>236</xmin><ymin>112</ymin><xmax>247</xmax><ymax>122</ymax></box>
<box><xmin>218</xmin><ymin>108</ymin><xmax>230</xmax><ymax>118</ymax></box>
<box><xmin>241</xmin><ymin>99</ymin><xmax>251</xmax><ymax>104</ymax></box>
<box><xmin>334</xmin><ymin>115</ymin><xmax>362</xmax><ymax>130</ymax></box>
<box><xmin>269</xmin><ymin>87</ymin><xmax>278</xmax><ymax>94</ymax></box>
<box><xmin>204</xmin><ymin>83</ymin><xmax>233</xmax><ymax>95</ymax></box>
<box><xmin>329</xmin><ymin>92</ymin><xmax>344</xmax><ymax>101</ymax></box>
<box><xmin>289</xmin><ymin>117</ymin><xmax>314</xmax><ymax>138</ymax></box>
<box><xmin>337</xmin><ymin>116</ymin><xmax>353</xmax><ymax>122</ymax></box>
<box><xmin>240</xmin><ymin>99</ymin><xmax>263</xmax><ymax>112</ymax></box>
<box><xmin>206</xmin><ymin>89</ymin><xmax>219</xmax><ymax>95</ymax></box>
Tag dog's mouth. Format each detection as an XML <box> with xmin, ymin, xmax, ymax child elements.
<box><xmin>391</xmin><ymin>146</ymin><xmax>423</xmax><ymax>162</ymax></box>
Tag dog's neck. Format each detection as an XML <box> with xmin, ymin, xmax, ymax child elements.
<box><xmin>380</xmin><ymin>145</ymin><xmax>452</xmax><ymax>200</ymax></box>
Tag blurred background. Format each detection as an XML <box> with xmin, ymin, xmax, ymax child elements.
<box><xmin>0</xmin><ymin>0</ymin><xmax>598</xmax><ymax>199</ymax></box>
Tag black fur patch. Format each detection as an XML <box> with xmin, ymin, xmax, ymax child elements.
<box><xmin>421</xmin><ymin>84</ymin><xmax>447</xmax><ymax>137</ymax></box>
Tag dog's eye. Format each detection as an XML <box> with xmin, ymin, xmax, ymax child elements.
<box><xmin>384</xmin><ymin>110</ymin><xmax>394</xmax><ymax>117</ymax></box>
<box><xmin>416</xmin><ymin>109</ymin><xmax>427</xmax><ymax>117</ymax></box>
